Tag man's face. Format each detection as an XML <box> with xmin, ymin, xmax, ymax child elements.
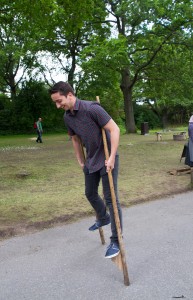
<box><xmin>51</xmin><ymin>92</ymin><xmax>73</xmax><ymax>111</ymax></box>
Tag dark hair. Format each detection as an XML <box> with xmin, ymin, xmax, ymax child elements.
<box><xmin>49</xmin><ymin>81</ymin><xmax>75</xmax><ymax>96</ymax></box>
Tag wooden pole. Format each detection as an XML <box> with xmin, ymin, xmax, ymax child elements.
<box><xmin>79</xmin><ymin>138</ymin><xmax>105</xmax><ymax>245</ymax></box>
<box><xmin>96</xmin><ymin>96</ymin><xmax>130</xmax><ymax>286</ymax></box>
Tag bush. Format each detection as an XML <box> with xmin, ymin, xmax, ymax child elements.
<box><xmin>134</xmin><ymin>104</ymin><xmax>162</xmax><ymax>130</ymax></box>
<box><xmin>0</xmin><ymin>81</ymin><xmax>67</xmax><ymax>134</ymax></box>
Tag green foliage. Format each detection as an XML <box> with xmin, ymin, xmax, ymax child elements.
<box><xmin>136</xmin><ymin>39</ymin><xmax>193</xmax><ymax>125</ymax></box>
<box><xmin>0</xmin><ymin>0</ymin><xmax>193</xmax><ymax>133</ymax></box>
<box><xmin>16</xmin><ymin>81</ymin><xmax>65</xmax><ymax>132</ymax></box>
<box><xmin>79</xmin><ymin>0</ymin><xmax>193</xmax><ymax>132</ymax></box>
<box><xmin>0</xmin><ymin>1</ymin><xmax>40</xmax><ymax>96</ymax></box>
<box><xmin>0</xmin><ymin>109</ymin><xmax>12</xmax><ymax>134</ymax></box>
<box><xmin>0</xmin><ymin>94</ymin><xmax>12</xmax><ymax>134</ymax></box>
<box><xmin>134</xmin><ymin>104</ymin><xmax>162</xmax><ymax>130</ymax></box>
<box><xmin>0</xmin><ymin>81</ymin><xmax>66</xmax><ymax>134</ymax></box>
<box><xmin>76</xmin><ymin>56</ymin><xmax>124</xmax><ymax>123</ymax></box>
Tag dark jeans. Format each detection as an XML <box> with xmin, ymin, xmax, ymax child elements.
<box><xmin>36</xmin><ymin>130</ymin><xmax>43</xmax><ymax>143</ymax></box>
<box><xmin>83</xmin><ymin>155</ymin><xmax>122</xmax><ymax>244</ymax></box>
<box><xmin>185</xmin><ymin>141</ymin><xmax>193</xmax><ymax>167</ymax></box>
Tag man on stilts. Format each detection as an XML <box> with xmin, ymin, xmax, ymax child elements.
<box><xmin>50</xmin><ymin>81</ymin><xmax>123</xmax><ymax>259</ymax></box>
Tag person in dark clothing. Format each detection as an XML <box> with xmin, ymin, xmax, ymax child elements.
<box><xmin>49</xmin><ymin>81</ymin><xmax>122</xmax><ymax>259</ymax></box>
<box><xmin>185</xmin><ymin>115</ymin><xmax>193</xmax><ymax>167</ymax></box>
<box><xmin>36</xmin><ymin>117</ymin><xmax>43</xmax><ymax>143</ymax></box>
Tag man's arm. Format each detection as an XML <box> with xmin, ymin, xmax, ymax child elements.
<box><xmin>71</xmin><ymin>135</ymin><xmax>85</xmax><ymax>168</ymax></box>
<box><xmin>103</xmin><ymin>119</ymin><xmax>120</xmax><ymax>172</ymax></box>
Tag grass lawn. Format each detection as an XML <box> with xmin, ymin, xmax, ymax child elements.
<box><xmin>0</xmin><ymin>129</ymin><xmax>191</xmax><ymax>239</ymax></box>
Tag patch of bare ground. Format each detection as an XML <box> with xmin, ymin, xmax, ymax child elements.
<box><xmin>0</xmin><ymin>187</ymin><xmax>191</xmax><ymax>241</ymax></box>
<box><xmin>0</xmin><ymin>211</ymin><xmax>93</xmax><ymax>241</ymax></box>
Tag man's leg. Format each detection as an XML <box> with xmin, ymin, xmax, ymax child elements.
<box><xmin>39</xmin><ymin>132</ymin><xmax>42</xmax><ymax>143</ymax></box>
<box><xmin>36</xmin><ymin>130</ymin><xmax>39</xmax><ymax>142</ymax></box>
<box><xmin>84</xmin><ymin>166</ymin><xmax>108</xmax><ymax>223</ymax></box>
<box><xmin>101</xmin><ymin>155</ymin><xmax>122</xmax><ymax>256</ymax></box>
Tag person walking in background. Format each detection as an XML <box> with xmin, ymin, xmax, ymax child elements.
<box><xmin>186</xmin><ymin>115</ymin><xmax>193</xmax><ymax>167</ymax></box>
<box><xmin>36</xmin><ymin>117</ymin><xmax>43</xmax><ymax>143</ymax></box>
<box><xmin>49</xmin><ymin>81</ymin><xmax>123</xmax><ymax>259</ymax></box>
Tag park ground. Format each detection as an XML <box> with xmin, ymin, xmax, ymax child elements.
<box><xmin>0</xmin><ymin>129</ymin><xmax>192</xmax><ymax>240</ymax></box>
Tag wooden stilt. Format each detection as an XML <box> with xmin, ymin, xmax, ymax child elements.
<box><xmin>111</xmin><ymin>253</ymin><xmax>123</xmax><ymax>271</ymax></box>
<box><xmin>96</xmin><ymin>96</ymin><xmax>130</xmax><ymax>286</ymax></box>
<box><xmin>98</xmin><ymin>227</ymin><xmax>105</xmax><ymax>245</ymax></box>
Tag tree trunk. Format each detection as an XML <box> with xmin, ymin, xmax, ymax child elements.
<box><xmin>7</xmin><ymin>75</ymin><xmax>17</xmax><ymax>99</ymax></box>
<box><xmin>162</xmin><ymin>108</ymin><xmax>168</xmax><ymax>129</ymax></box>
<box><xmin>68</xmin><ymin>48</ymin><xmax>76</xmax><ymax>88</ymax></box>
<box><xmin>120</xmin><ymin>68</ymin><xmax>136</xmax><ymax>133</ymax></box>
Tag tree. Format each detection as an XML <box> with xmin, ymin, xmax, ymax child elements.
<box><xmin>33</xmin><ymin>0</ymin><xmax>109</xmax><ymax>89</ymax></box>
<box><xmin>0</xmin><ymin>2</ymin><xmax>32</xmax><ymax>97</ymax></box>
<box><xmin>0</xmin><ymin>0</ymin><xmax>56</xmax><ymax>98</ymax></box>
<box><xmin>80</xmin><ymin>0</ymin><xmax>193</xmax><ymax>132</ymax></box>
<box><xmin>13</xmin><ymin>80</ymin><xmax>63</xmax><ymax>132</ymax></box>
<box><xmin>77</xmin><ymin>64</ymin><xmax>123</xmax><ymax>123</ymax></box>
<box><xmin>138</xmin><ymin>36</ymin><xmax>193</xmax><ymax>127</ymax></box>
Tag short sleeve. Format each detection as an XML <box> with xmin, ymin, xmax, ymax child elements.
<box><xmin>67</xmin><ymin>125</ymin><xmax>75</xmax><ymax>136</ymax></box>
<box><xmin>89</xmin><ymin>102</ymin><xmax>111</xmax><ymax>127</ymax></box>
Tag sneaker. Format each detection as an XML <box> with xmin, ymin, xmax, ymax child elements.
<box><xmin>89</xmin><ymin>214</ymin><xmax>110</xmax><ymax>231</ymax></box>
<box><xmin>105</xmin><ymin>242</ymin><xmax>120</xmax><ymax>259</ymax></box>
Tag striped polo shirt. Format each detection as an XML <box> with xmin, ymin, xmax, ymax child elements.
<box><xmin>64</xmin><ymin>98</ymin><xmax>112</xmax><ymax>173</ymax></box>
